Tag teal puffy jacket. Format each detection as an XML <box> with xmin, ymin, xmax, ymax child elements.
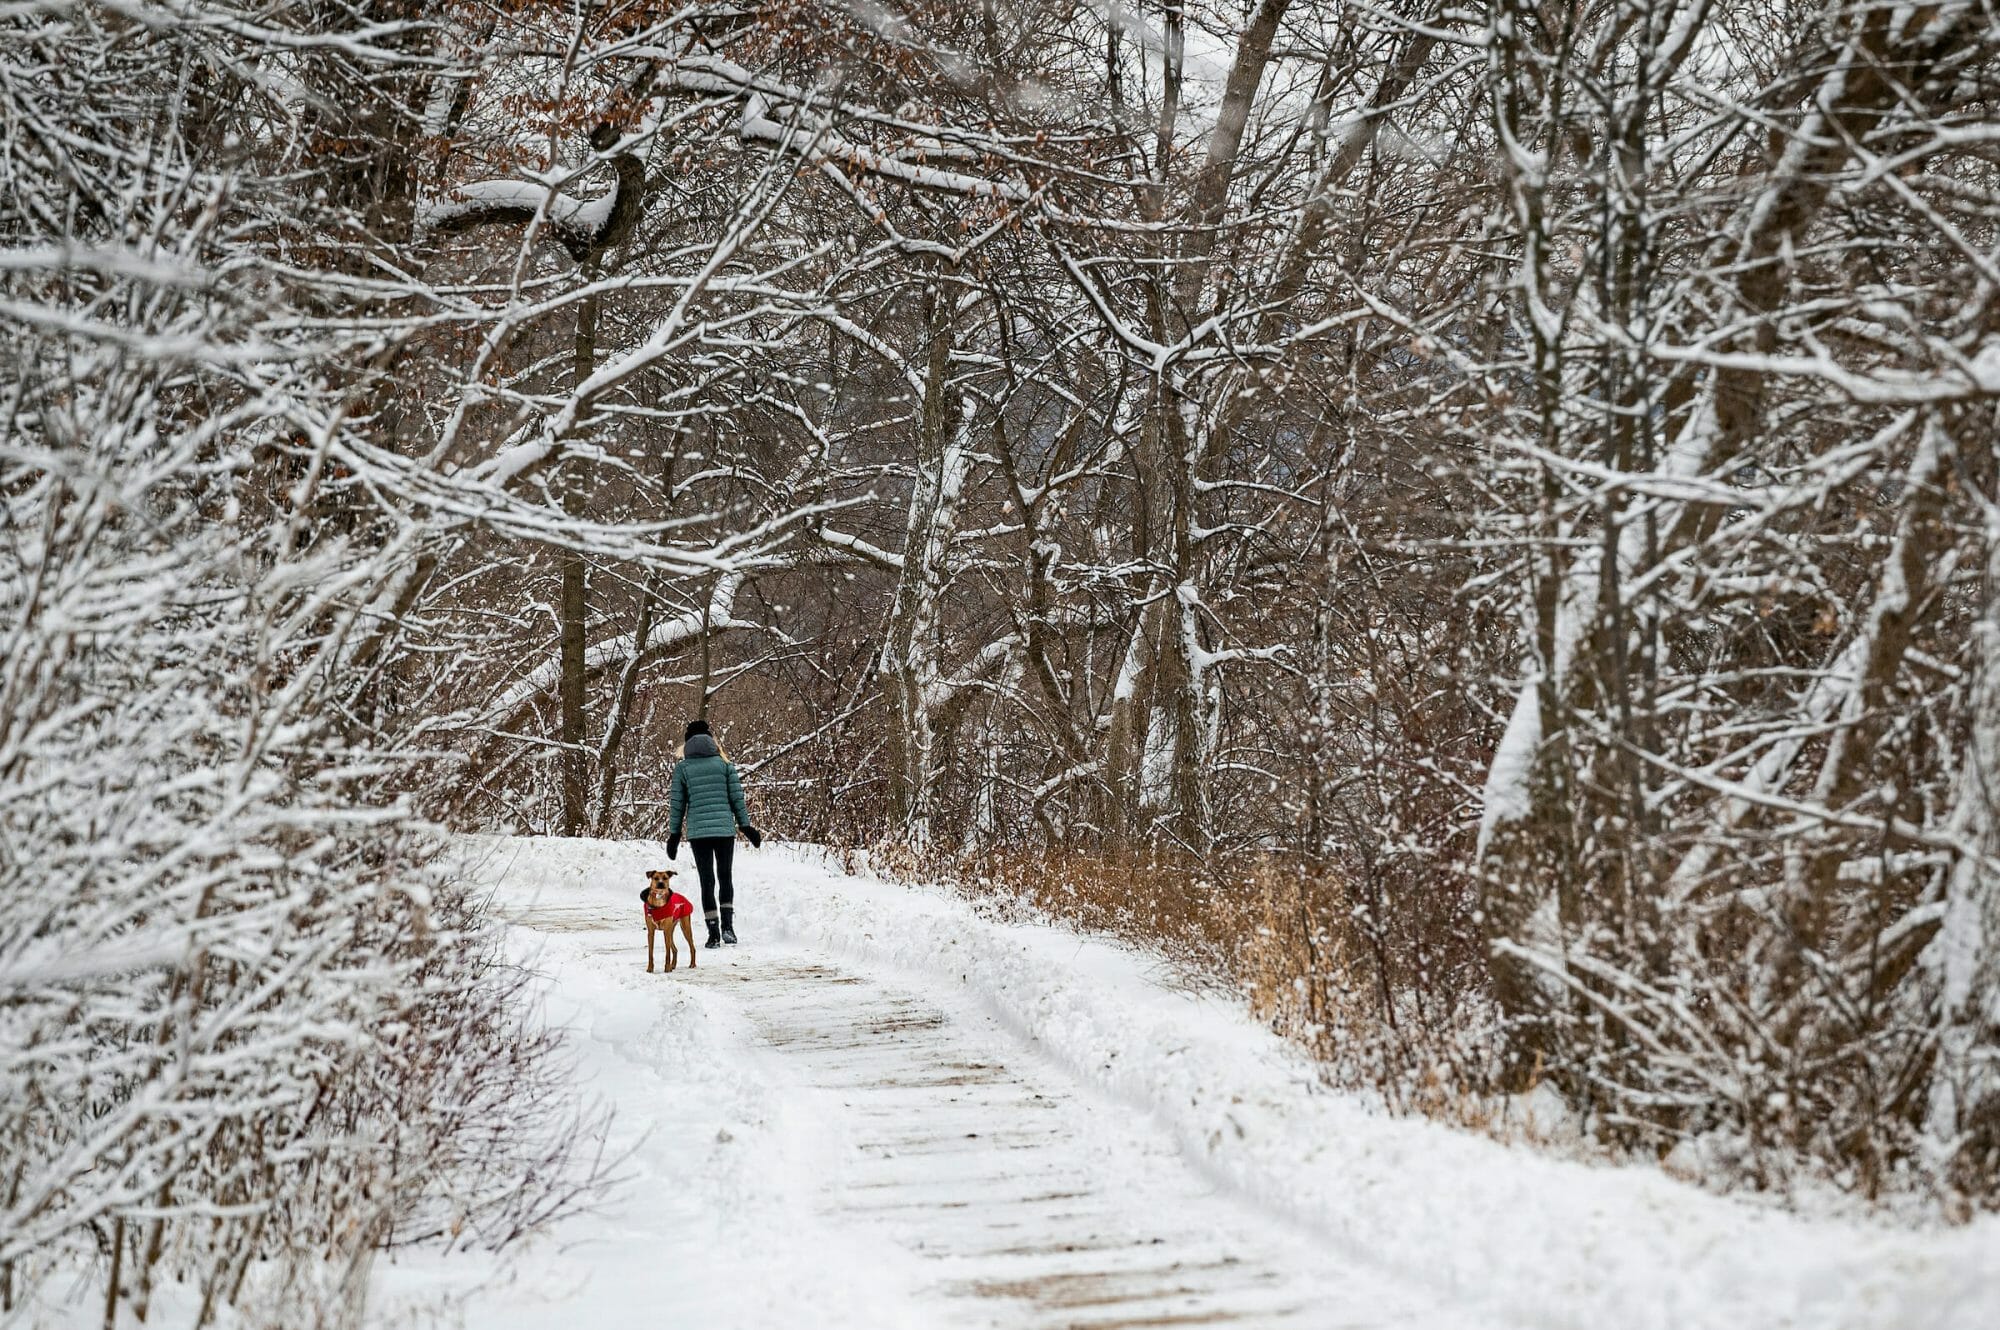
<box><xmin>668</xmin><ymin>734</ymin><xmax>750</xmax><ymax>840</ymax></box>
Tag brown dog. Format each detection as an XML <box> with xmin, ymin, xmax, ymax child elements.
<box><xmin>642</xmin><ymin>869</ymin><xmax>697</xmax><ymax>972</ymax></box>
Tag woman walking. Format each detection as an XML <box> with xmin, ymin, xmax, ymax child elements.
<box><xmin>666</xmin><ymin>719</ymin><xmax>762</xmax><ymax>947</ymax></box>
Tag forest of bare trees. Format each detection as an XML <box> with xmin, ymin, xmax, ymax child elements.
<box><xmin>6</xmin><ymin>0</ymin><xmax>2000</xmax><ymax>1316</ymax></box>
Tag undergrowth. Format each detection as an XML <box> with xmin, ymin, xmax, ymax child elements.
<box><xmin>866</xmin><ymin>842</ymin><xmax>1520</xmax><ymax>1135</ymax></box>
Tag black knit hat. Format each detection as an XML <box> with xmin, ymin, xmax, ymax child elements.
<box><xmin>684</xmin><ymin>719</ymin><xmax>711</xmax><ymax>739</ymax></box>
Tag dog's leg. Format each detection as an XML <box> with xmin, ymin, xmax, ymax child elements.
<box><xmin>665</xmin><ymin>923</ymin><xmax>678</xmax><ymax>972</ymax></box>
<box><xmin>646</xmin><ymin>921</ymin><xmax>656</xmax><ymax>973</ymax></box>
<box><xmin>680</xmin><ymin>916</ymin><xmax>697</xmax><ymax>967</ymax></box>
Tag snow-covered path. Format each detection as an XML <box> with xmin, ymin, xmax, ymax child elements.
<box><xmin>684</xmin><ymin>943</ymin><xmax>1459</xmax><ymax>1328</ymax></box>
<box><xmin>367</xmin><ymin>838</ymin><xmax>2000</xmax><ymax>1330</ymax></box>
<box><xmin>375</xmin><ymin>841</ymin><xmax>1477</xmax><ymax>1329</ymax></box>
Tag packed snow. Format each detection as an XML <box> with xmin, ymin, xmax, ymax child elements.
<box><xmin>365</xmin><ymin>836</ymin><xmax>2000</xmax><ymax>1330</ymax></box>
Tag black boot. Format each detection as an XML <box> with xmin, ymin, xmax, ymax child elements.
<box><xmin>720</xmin><ymin>909</ymin><xmax>737</xmax><ymax>945</ymax></box>
<box><xmin>704</xmin><ymin>920</ymin><xmax>722</xmax><ymax>950</ymax></box>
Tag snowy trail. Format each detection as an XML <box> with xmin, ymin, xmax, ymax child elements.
<box><xmin>699</xmin><ymin>945</ymin><xmax>1451</xmax><ymax>1329</ymax></box>
<box><xmin>367</xmin><ymin>838</ymin><xmax>2000</xmax><ymax>1330</ymax></box>
<box><xmin>376</xmin><ymin>874</ymin><xmax>1478</xmax><ymax>1329</ymax></box>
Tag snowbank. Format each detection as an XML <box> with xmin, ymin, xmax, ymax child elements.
<box><xmin>452</xmin><ymin>835</ymin><xmax>2000</xmax><ymax>1330</ymax></box>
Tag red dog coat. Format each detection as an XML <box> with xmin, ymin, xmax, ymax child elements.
<box><xmin>646</xmin><ymin>892</ymin><xmax>693</xmax><ymax>921</ymax></box>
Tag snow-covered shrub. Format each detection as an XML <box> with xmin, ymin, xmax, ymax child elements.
<box><xmin>0</xmin><ymin>318</ymin><xmax>601</xmax><ymax>1328</ymax></box>
<box><xmin>0</xmin><ymin>4</ymin><xmax>607</xmax><ymax>1321</ymax></box>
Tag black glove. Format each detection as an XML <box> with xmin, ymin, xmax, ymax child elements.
<box><xmin>666</xmin><ymin>834</ymin><xmax>680</xmax><ymax>859</ymax></box>
<box><xmin>744</xmin><ymin>826</ymin><xmax>763</xmax><ymax>848</ymax></box>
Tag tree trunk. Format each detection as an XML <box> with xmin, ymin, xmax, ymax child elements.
<box><xmin>594</xmin><ymin>575</ymin><xmax>661</xmax><ymax>832</ymax></box>
<box><xmin>558</xmin><ymin>283</ymin><xmax>601</xmax><ymax>836</ymax></box>
<box><xmin>880</xmin><ymin>270</ymin><xmax>966</xmax><ymax>843</ymax></box>
<box><xmin>1929</xmin><ymin>489</ymin><xmax>2000</xmax><ymax>1179</ymax></box>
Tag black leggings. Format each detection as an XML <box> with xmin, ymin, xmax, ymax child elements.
<box><xmin>690</xmin><ymin>836</ymin><xmax>735</xmax><ymax>921</ymax></box>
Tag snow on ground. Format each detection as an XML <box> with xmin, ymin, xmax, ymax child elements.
<box><xmin>371</xmin><ymin>836</ymin><xmax>2000</xmax><ymax>1330</ymax></box>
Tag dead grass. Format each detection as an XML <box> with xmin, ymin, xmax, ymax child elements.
<box><xmin>873</xmin><ymin>841</ymin><xmax>1510</xmax><ymax>1131</ymax></box>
